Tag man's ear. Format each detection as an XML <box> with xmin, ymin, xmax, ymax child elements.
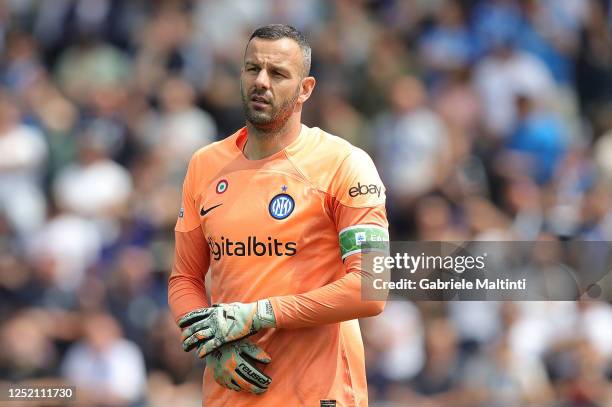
<box><xmin>298</xmin><ymin>76</ymin><xmax>316</xmax><ymax>104</ymax></box>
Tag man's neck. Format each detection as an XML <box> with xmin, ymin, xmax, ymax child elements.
<box><xmin>244</xmin><ymin>116</ymin><xmax>302</xmax><ymax>160</ymax></box>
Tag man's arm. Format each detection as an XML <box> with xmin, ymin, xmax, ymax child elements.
<box><xmin>168</xmin><ymin>155</ymin><xmax>210</xmax><ymax>323</ymax></box>
<box><xmin>168</xmin><ymin>228</ymin><xmax>210</xmax><ymax>323</ymax></box>
<box><xmin>269</xmin><ymin>204</ymin><xmax>388</xmax><ymax>329</ymax></box>
<box><xmin>269</xmin><ymin>147</ymin><xmax>389</xmax><ymax>329</ymax></box>
<box><xmin>269</xmin><ymin>252</ymin><xmax>384</xmax><ymax>329</ymax></box>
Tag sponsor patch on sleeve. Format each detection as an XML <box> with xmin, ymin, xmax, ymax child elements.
<box><xmin>339</xmin><ymin>224</ymin><xmax>389</xmax><ymax>260</ymax></box>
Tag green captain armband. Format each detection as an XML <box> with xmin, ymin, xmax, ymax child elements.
<box><xmin>338</xmin><ymin>225</ymin><xmax>389</xmax><ymax>260</ymax></box>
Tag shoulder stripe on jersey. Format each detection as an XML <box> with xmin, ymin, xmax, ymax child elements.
<box><xmin>339</xmin><ymin>224</ymin><xmax>389</xmax><ymax>260</ymax></box>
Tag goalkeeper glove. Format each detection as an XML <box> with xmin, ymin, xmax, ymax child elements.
<box><xmin>206</xmin><ymin>339</ymin><xmax>272</xmax><ymax>394</ymax></box>
<box><xmin>179</xmin><ymin>300</ymin><xmax>276</xmax><ymax>358</ymax></box>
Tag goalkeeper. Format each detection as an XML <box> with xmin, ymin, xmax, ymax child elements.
<box><xmin>168</xmin><ymin>24</ymin><xmax>388</xmax><ymax>407</ymax></box>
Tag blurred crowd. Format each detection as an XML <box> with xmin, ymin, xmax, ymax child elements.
<box><xmin>1</xmin><ymin>0</ymin><xmax>612</xmax><ymax>406</ymax></box>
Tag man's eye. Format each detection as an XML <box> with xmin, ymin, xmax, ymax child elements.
<box><xmin>247</xmin><ymin>67</ymin><xmax>259</xmax><ymax>72</ymax></box>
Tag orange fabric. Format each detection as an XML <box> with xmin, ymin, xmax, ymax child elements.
<box><xmin>168</xmin><ymin>125</ymin><xmax>388</xmax><ymax>407</ymax></box>
<box><xmin>269</xmin><ymin>252</ymin><xmax>385</xmax><ymax>329</ymax></box>
<box><xmin>168</xmin><ymin>228</ymin><xmax>210</xmax><ymax>318</ymax></box>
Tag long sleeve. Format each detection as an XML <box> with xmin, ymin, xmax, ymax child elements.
<box><xmin>168</xmin><ymin>228</ymin><xmax>210</xmax><ymax>323</ymax></box>
<box><xmin>269</xmin><ymin>147</ymin><xmax>389</xmax><ymax>329</ymax></box>
<box><xmin>168</xmin><ymin>155</ymin><xmax>210</xmax><ymax>324</ymax></box>
<box><xmin>269</xmin><ymin>248</ymin><xmax>385</xmax><ymax>329</ymax></box>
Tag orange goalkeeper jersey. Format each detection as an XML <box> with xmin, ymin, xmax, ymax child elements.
<box><xmin>169</xmin><ymin>124</ymin><xmax>388</xmax><ymax>407</ymax></box>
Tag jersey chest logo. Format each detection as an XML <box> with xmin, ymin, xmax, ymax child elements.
<box><xmin>269</xmin><ymin>193</ymin><xmax>295</xmax><ymax>220</ymax></box>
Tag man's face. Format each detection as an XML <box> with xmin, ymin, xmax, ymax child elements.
<box><xmin>240</xmin><ymin>37</ymin><xmax>305</xmax><ymax>131</ymax></box>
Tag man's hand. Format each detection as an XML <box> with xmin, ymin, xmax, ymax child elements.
<box><xmin>179</xmin><ymin>300</ymin><xmax>276</xmax><ymax>357</ymax></box>
<box><xmin>206</xmin><ymin>339</ymin><xmax>272</xmax><ymax>394</ymax></box>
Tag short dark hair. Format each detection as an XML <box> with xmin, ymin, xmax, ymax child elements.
<box><xmin>248</xmin><ymin>24</ymin><xmax>311</xmax><ymax>76</ymax></box>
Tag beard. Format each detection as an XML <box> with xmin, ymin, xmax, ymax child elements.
<box><xmin>240</xmin><ymin>82</ymin><xmax>300</xmax><ymax>132</ymax></box>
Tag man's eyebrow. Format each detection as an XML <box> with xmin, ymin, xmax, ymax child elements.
<box><xmin>244</xmin><ymin>60</ymin><xmax>292</xmax><ymax>73</ymax></box>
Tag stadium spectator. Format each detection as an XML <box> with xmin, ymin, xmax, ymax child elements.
<box><xmin>61</xmin><ymin>312</ymin><xmax>147</xmax><ymax>407</ymax></box>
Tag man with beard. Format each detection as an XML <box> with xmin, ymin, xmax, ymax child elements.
<box><xmin>168</xmin><ymin>24</ymin><xmax>388</xmax><ymax>407</ymax></box>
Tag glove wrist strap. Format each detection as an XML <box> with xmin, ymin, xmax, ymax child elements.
<box><xmin>256</xmin><ymin>299</ymin><xmax>276</xmax><ymax>328</ymax></box>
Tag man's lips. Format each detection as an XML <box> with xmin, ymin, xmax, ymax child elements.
<box><xmin>250</xmin><ymin>96</ymin><xmax>270</xmax><ymax>109</ymax></box>
<box><xmin>251</xmin><ymin>95</ymin><xmax>270</xmax><ymax>103</ymax></box>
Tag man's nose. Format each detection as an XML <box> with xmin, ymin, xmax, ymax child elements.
<box><xmin>254</xmin><ymin>69</ymin><xmax>271</xmax><ymax>89</ymax></box>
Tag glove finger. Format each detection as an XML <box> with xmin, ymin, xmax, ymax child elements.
<box><xmin>181</xmin><ymin>318</ymin><xmax>212</xmax><ymax>340</ymax></box>
<box><xmin>213</xmin><ymin>373</ymin><xmax>243</xmax><ymax>392</ymax></box>
<box><xmin>198</xmin><ymin>337</ymin><xmax>224</xmax><ymax>358</ymax></box>
<box><xmin>182</xmin><ymin>327</ymin><xmax>214</xmax><ymax>352</ymax></box>
<box><xmin>212</xmin><ymin>369</ymin><xmax>243</xmax><ymax>392</ymax></box>
<box><xmin>226</xmin><ymin>379</ymin><xmax>242</xmax><ymax>392</ymax></box>
<box><xmin>233</xmin><ymin>358</ymin><xmax>271</xmax><ymax>395</ymax></box>
<box><xmin>231</xmin><ymin>370</ymin><xmax>268</xmax><ymax>395</ymax></box>
<box><xmin>178</xmin><ymin>308</ymin><xmax>212</xmax><ymax>328</ymax></box>
<box><xmin>233</xmin><ymin>376</ymin><xmax>267</xmax><ymax>395</ymax></box>
<box><xmin>238</xmin><ymin>341</ymin><xmax>271</xmax><ymax>364</ymax></box>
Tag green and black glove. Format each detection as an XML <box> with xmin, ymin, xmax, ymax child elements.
<box><xmin>205</xmin><ymin>339</ymin><xmax>272</xmax><ymax>394</ymax></box>
<box><xmin>179</xmin><ymin>300</ymin><xmax>276</xmax><ymax>358</ymax></box>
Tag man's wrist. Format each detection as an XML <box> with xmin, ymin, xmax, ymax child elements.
<box><xmin>256</xmin><ymin>299</ymin><xmax>276</xmax><ymax>328</ymax></box>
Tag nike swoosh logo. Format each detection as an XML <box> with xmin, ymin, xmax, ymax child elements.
<box><xmin>200</xmin><ymin>203</ymin><xmax>223</xmax><ymax>216</ymax></box>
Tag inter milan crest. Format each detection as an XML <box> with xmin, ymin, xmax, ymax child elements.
<box><xmin>269</xmin><ymin>191</ymin><xmax>294</xmax><ymax>220</ymax></box>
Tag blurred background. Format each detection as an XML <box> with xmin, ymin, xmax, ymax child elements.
<box><xmin>0</xmin><ymin>0</ymin><xmax>612</xmax><ymax>406</ymax></box>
